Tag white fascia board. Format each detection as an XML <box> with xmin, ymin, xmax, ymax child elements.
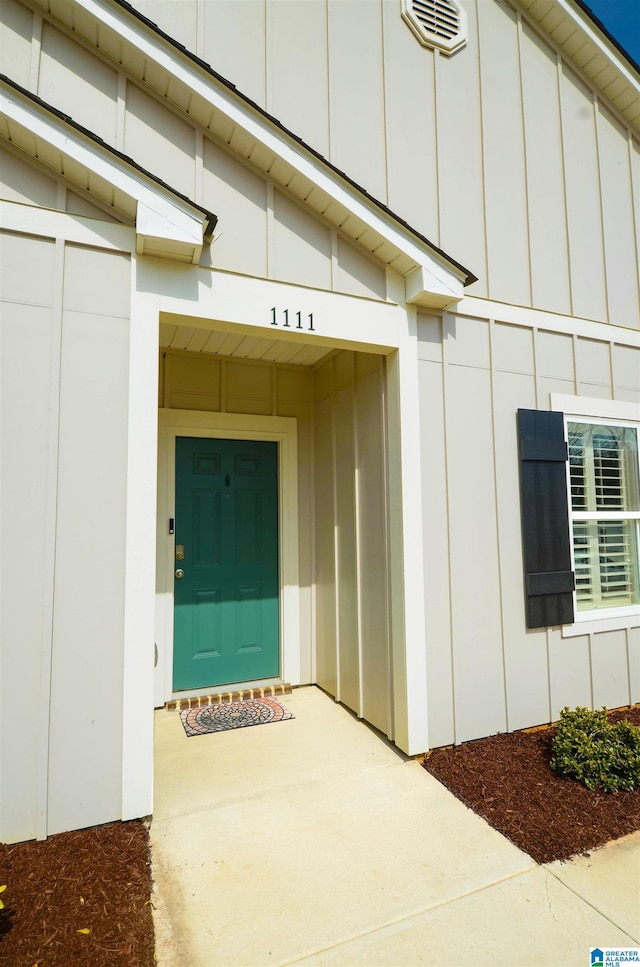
<box><xmin>0</xmin><ymin>82</ymin><xmax>207</xmax><ymax>262</ymax></box>
<box><xmin>562</xmin><ymin>0</ymin><xmax>640</xmax><ymax>92</ymax></box>
<box><xmin>74</xmin><ymin>0</ymin><xmax>467</xmax><ymax>295</ymax></box>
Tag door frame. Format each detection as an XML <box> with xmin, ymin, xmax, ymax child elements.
<box><xmin>155</xmin><ymin>408</ymin><xmax>300</xmax><ymax>706</ymax></box>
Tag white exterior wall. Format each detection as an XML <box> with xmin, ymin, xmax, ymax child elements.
<box><xmin>418</xmin><ymin>308</ymin><xmax>640</xmax><ymax>749</ymax></box>
<box><xmin>314</xmin><ymin>351</ymin><xmax>391</xmax><ymax>737</ymax></box>
<box><xmin>128</xmin><ymin>0</ymin><xmax>640</xmax><ymax>326</ymax></box>
<box><xmin>0</xmin><ymin>219</ymin><xmax>138</xmax><ymax>842</ymax></box>
<box><xmin>1</xmin><ymin>0</ymin><xmax>638</xmax><ymax>845</ymax></box>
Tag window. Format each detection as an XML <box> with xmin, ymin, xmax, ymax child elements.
<box><xmin>567</xmin><ymin>420</ymin><xmax>640</xmax><ymax>617</ymax></box>
<box><xmin>517</xmin><ymin>397</ymin><xmax>640</xmax><ymax>633</ymax></box>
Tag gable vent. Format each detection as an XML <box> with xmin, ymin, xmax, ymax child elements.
<box><xmin>402</xmin><ymin>0</ymin><xmax>468</xmax><ymax>55</ymax></box>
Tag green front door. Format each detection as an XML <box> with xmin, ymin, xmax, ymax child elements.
<box><xmin>173</xmin><ymin>437</ymin><xmax>279</xmax><ymax>690</ymax></box>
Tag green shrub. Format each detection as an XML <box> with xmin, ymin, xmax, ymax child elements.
<box><xmin>550</xmin><ymin>706</ymin><xmax>640</xmax><ymax>792</ymax></box>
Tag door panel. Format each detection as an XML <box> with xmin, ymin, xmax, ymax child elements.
<box><xmin>173</xmin><ymin>437</ymin><xmax>279</xmax><ymax>690</ymax></box>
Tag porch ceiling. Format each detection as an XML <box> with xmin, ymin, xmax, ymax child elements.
<box><xmin>160</xmin><ymin>322</ymin><xmax>333</xmax><ymax>367</ymax></box>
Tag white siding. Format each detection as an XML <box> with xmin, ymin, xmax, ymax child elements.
<box><xmin>271</xmin><ymin>191</ymin><xmax>332</xmax><ymax>290</ymax></box>
<box><xmin>39</xmin><ymin>23</ymin><xmax>119</xmax><ymax>144</ymax></box>
<box><xmin>356</xmin><ymin>355</ymin><xmax>389</xmax><ymax>733</ymax></box>
<box><xmin>477</xmin><ymin>0</ymin><xmax>530</xmax><ymax>305</ymax></box>
<box><xmin>0</xmin><ymin>0</ymin><xmax>34</xmax><ymax>89</ymax></box>
<box><xmin>335</xmin><ymin>368</ymin><xmax>359</xmax><ymax>714</ymax></box>
<box><xmin>419</xmin><ymin>309</ymin><xmax>640</xmax><ymax>746</ymax></box>
<box><xmin>131</xmin><ymin>0</ymin><xmax>198</xmax><ymax>52</ymax></box>
<box><xmin>418</xmin><ymin>320</ymin><xmax>454</xmax><ymax>748</ymax></box>
<box><xmin>548</xmin><ymin>629</ymin><xmax>592</xmax><ymax>715</ymax></box>
<box><xmin>629</xmin><ymin>627</ymin><xmax>640</xmax><ymax>705</ymax></box>
<box><xmin>268</xmin><ymin>0</ymin><xmax>329</xmax><ymax>157</ymax></box>
<box><xmin>491</xmin><ymin>325</ymin><xmax>552</xmax><ymax>732</ymax></box>
<box><xmin>0</xmin><ymin>147</ymin><xmax>60</xmax><ymax>207</ymax></box>
<box><xmin>445</xmin><ymin>321</ymin><xmax>506</xmax><ymax>742</ymax></box>
<box><xmin>124</xmin><ymin>82</ymin><xmax>196</xmax><ymax>198</ymax></box>
<box><xmin>434</xmin><ymin>1</ymin><xmax>487</xmax><ymax>298</ymax></box>
<box><xmin>335</xmin><ymin>238</ymin><xmax>386</xmax><ymax>301</ymax></box>
<box><xmin>560</xmin><ymin>67</ymin><xmax>608</xmax><ymax>322</ymax></box>
<box><xmin>200</xmin><ymin>0</ymin><xmax>266</xmax><ymax>106</ymax></box>
<box><xmin>314</xmin><ymin>391</ymin><xmax>337</xmax><ymax>696</ymax></box>
<box><xmin>597</xmin><ymin>106</ymin><xmax>640</xmax><ymax>327</ymax></box>
<box><xmin>313</xmin><ymin>351</ymin><xmax>390</xmax><ymax>735</ymax></box>
<box><xmin>591</xmin><ymin>630</ymin><xmax>631</xmax><ymax>710</ymax></box>
<box><xmin>520</xmin><ymin>24</ymin><xmax>571</xmax><ymax>314</ymax></box>
<box><xmin>0</xmin><ymin>233</ymin><xmax>57</xmax><ymax>842</ymax></box>
<box><xmin>202</xmin><ymin>139</ymin><xmax>268</xmax><ymax>278</ymax></box>
<box><xmin>327</xmin><ymin>0</ymin><xmax>387</xmax><ymax>203</ymax></box>
<box><xmin>48</xmin><ymin>246</ymin><xmax>131</xmax><ymax>835</ymax></box>
<box><xmin>381</xmin><ymin>0</ymin><xmax>439</xmax><ymax>240</ymax></box>
<box><xmin>0</xmin><ymin>233</ymin><xmax>133</xmax><ymax>842</ymax></box>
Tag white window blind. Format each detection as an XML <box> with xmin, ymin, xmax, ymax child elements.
<box><xmin>568</xmin><ymin>422</ymin><xmax>640</xmax><ymax>613</ymax></box>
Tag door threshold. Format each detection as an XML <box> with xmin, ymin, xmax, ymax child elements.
<box><xmin>166</xmin><ymin>681</ymin><xmax>292</xmax><ymax>711</ymax></box>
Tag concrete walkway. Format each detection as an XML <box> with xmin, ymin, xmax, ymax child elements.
<box><xmin>150</xmin><ymin>686</ymin><xmax>640</xmax><ymax>966</ymax></box>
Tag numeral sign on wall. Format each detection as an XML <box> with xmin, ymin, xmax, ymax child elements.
<box><xmin>271</xmin><ymin>308</ymin><xmax>315</xmax><ymax>331</ymax></box>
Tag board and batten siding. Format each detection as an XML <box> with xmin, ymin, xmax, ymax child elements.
<box><xmin>0</xmin><ymin>229</ymin><xmax>132</xmax><ymax>842</ymax></box>
<box><xmin>313</xmin><ymin>351</ymin><xmax>391</xmax><ymax>737</ymax></box>
<box><xmin>123</xmin><ymin>0</ymin><xmax>640</xmax><ymax>327</ymax></box>
<box><xmin>418</xmin><ymin>311</ymin><xmax>640</xmax><ymax>749</ymax></box>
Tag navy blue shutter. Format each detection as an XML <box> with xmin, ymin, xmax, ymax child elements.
<box><xmin>517</xmin><ymin>409</ymin><xmax>575</xmax><ymax>628</ymax></box>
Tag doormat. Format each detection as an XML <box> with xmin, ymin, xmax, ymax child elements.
<box><xmin>179</xmin><ymin>697</ymin><xmax>294</xmax><ymax>737</ymax></box>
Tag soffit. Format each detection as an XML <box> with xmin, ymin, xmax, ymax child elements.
<box><xmin>0</xmin><ymin>107</ymin><xmax>137</xmax><ymax>222</ymax></box>
<box><xmin>160</xmin><ymin>325</ymin><xmax>333</xmax><ymax>368</ymax></box>
<box><xmin>25</xmin><ymin>0</ymin><xmax>474</xmax><ymax>308</ymax></box>
<box><xmin>513</xmin><ymin>0</ymin><xmax>640</xmax><ymax>130</ymax></box>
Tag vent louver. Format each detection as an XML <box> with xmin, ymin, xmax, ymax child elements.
<box><xmin>402</xmin><ymin>0</ymin><xmax>467</xmax><ymax>55</ymax></box>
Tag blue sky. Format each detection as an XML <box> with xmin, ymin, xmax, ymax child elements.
<box><xmin>582</xmin><ymin>0</ymin><xmax>640</xmax><ymax>65</ymax></box>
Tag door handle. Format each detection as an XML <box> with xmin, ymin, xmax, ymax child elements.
<box><xmin>175</xmin><ymin>569</ymin><xmax>185</xmax><ymax>579</ymax></box>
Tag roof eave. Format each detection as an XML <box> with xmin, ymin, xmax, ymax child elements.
<box><xmin>0</xmin><ymin>75</ymin><xmax>217</xmax><ymax>265</ymax></box>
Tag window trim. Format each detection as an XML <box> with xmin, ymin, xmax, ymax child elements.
<box><xmin>551</xmin><ymin>394</ymin><xmax>640</xmax><ymax>637</ymax></box>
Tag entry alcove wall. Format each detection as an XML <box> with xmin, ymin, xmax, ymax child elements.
<box><xmin>159</xmin><ymin>346</ymin><xmax>392</xmax><ymax>736</ymax></box>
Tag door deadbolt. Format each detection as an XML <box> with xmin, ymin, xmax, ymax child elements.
<box><xmin>175</xmin><ymin>568</ymin><xmax>185</xmax><ymax>579</ymax></box>
<box><xmin>175</xmin><ymin>545</ymin><xmax>185</xmax><ymax>560</ymax></box>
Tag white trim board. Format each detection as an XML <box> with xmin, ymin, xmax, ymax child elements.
<box><xmin>137</xmin><ymin>259</ymin><xmax>404</xmax><ymax>355</ymax></box>
<box><xmin>155</xmin><ymin>409</ymin><xmax>300</xmax><ymax>707</ymax></box>
<box><xmin>0</xmin><ymin>200</ymin><xmax>135</xmax><ymax>252</ymax></box>
<box><xmin>455</xmin><ymin>297</ymin><xmax>640</xmax><ymax>348</ymax></box>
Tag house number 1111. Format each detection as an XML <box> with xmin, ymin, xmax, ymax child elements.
<box><xmin>271</xmin><ymin>307</ymin><xmax>315</xmax><ymax>332</ymax></box>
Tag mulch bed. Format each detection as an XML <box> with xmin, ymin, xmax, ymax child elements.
<box><xmin>1</xmin><ymin>709</ymin><xmax>639</xmax><ymax>965</ymax></box>
<box><xmin>0</xmin><ymin>820</ymin><xmax>154</xmax><ymax>967</ymax></box>
<box><xmin>423</xmin><ymin>705</ymin><xmax>640</xmax><ymax>864</ymax></box>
